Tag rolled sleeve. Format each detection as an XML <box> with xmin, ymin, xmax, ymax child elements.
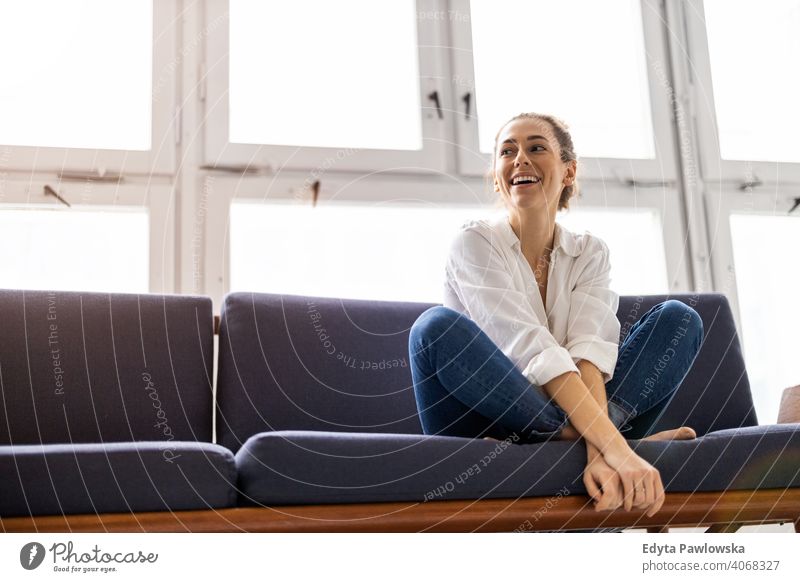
<box><xmin>446</xmin><ymin>227</ymin><xmax>579</xmax><ymax>388</ymax></box>
<box><xmin>564</xmin><ymin>236</ymin><xmax>621</xmax><ymax>384</ymax></box>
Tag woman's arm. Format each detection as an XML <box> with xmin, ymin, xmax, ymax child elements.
<box><xmin>542</xmin><ymin>369</ymin><xmax>665</xmax><ymax>516</ymax></box>
<box><xmin>541</xmin><ymin>370</ymin><xmax>623</xmax><ymax>455</ymax></box>
<box><xmin>576</xmin><ymin>359</ymin><xmax>610</xmax><ymax>461</ymax></box>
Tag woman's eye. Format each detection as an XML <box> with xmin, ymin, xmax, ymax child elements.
<box><xmin>530</xmin><ymin>145</ymin><xmax>545</xmax><ymax>152</ymax></box>
<box><xmin>500</xmin><ymin>148</ymin><xmax>513</xmax><ymax>156</ymax></box>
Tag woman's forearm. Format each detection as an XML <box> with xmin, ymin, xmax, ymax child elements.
<box><xmin>542</xmin><ymin>370</ymin><xmax>628</xmax><ymax>456</ymax></box>
<box><xmin>576</xmin><ymin>360</ymin><xmax>611</xmax><ymax>460</ymax></box>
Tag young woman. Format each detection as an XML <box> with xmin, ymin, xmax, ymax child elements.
<box><xmin>408</xmin><ymin>112</ymin><xmax>704</xmax><ymax>517</ymax></box>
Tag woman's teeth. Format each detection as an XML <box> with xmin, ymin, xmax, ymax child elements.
<box><xmin>511</xmin><ymin>176</ymin><xmax>541</xmax><ymax>185</ymax></box>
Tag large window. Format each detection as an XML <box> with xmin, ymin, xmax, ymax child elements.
<box><xmin>729</xmin><ymin>213</ymin><xmax>800</xmax><ymax>423</ymax></box>
<box><xmin>688</xmin><ymin>0</ymin><xmax>800</xmax><ymax>183</ymax></box>
<box><xmin>229</xmin><ymin>201</ymin><xmax>485</xmax><ymax>302</ymax></box>
<box><xmin>0</xmin><ymin>0</ymin><xmax>177</xmax><ymax>174</ymax></box>
<box><xmin>204</xmin><ymin>0</ymin><xmax>446</xmax><ymax>172</ymax></box>
<box><xmin>449</xmin><ymin>0</ymin><xmax>676</xmax><ymax>181</ymax></box>
<box><xmin>0</xmin><ymin>0</ymin><xmax>178</xmax><ymax>294</ymax></box>
<box><xmin>469</xmin><ymin>0</ymin><xmax>655</xmax><ymax>160</ymax></box>
<box><xmin>229</xmin><ymin>1</ymin><xmax>422</xmax><ymax>151</ymax></box>
<box><xmin>0</xmin><ymin>207</ymin><xmax>149</xmax><ymax>293</ymax></box>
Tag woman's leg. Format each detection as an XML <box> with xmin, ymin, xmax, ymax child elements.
<box><xmin>603</xmin><ymin>300</ymin><xmax>705</xmax><ymax>435</ymax></box>
<box><xmin>408</xmin><ymin>306</ymin><xmax>568</xmax><ymax>443</ymax></box>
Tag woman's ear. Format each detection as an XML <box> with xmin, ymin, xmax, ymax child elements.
<box><xmin>563</xmin><ymin>160</ymin><xmax>577</xmax><ymax>186</ymax></box>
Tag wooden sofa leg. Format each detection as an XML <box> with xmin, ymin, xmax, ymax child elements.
<box><xmin>647</xmin><ymin>526</ymin><xmax>669</xmax><ymax>533</ymax></box>
<box><xmin>706</xmin><ymin>522</ymin><xmax>743</xmax><ymax>533</ymax></box>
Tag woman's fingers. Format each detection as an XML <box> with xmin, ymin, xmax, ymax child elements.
<box><xmin>647</xmin><ymin>472</ymin><xmax>666</xmax><ymax>517</ymax></box>
<box><xmin>633</xmin><ymin>481</ymin><xmax>648</xmax><ymax>508</ymax></box>
<box><xmin>621</xmin><ymin>474</ymin><xmax>635</xmax><ymax>512</ymax></box>
<box><xmin>584</xmin><ymin>473</ymin><xmax>602</xmax><ymax>504</ymax></box>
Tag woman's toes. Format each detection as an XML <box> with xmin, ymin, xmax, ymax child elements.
<box><xmin>642</xmin><ymin>426</ymin><xmax>697</xmax><ymax>441</ymax></box>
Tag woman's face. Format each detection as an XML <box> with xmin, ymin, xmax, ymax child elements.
<box><xmin>493</xmin><ymin>117</ymin><xmax>576</xmax><ymax>213</ymax></box>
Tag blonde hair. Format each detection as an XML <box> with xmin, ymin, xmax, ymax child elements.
<box><xmin>489</xmin><ymin>112</ymin><xmax>579</xmax><ymax>212</ymax></box>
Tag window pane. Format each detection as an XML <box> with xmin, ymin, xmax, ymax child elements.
<box><xmin>0</xmin><ymin>0</ymin><xmax>152</xmax><ymax>151</ymax></box>
<box><xmin>558</xmin><ymin>208</ymin><xmax>669</xmax><ymax>295</ymax></box>
<box><xmin>230</xmin><ymin>202</ymin><xmax>485</xmax><ymax>302</ymax></box>
<box><xmin>704</xmin><ymin>0</ymin><xmax>800</xmax><ymax>162</ymax></box>
<box><xmin>229</xmin><ymin>0</ymin><xmax>422</xmax><ymax>150</ymax></box>
<box><xmin>730</xmin><ymin>213</ymin><xmax>800</xmax><ymax>422</ymax></box>
<box><xmin>0</xmin><ymin>207</ymin><xmax>149</xmax><ymax>293</ymax></box>
<box><xmin>470</xmin><ymin>0</ymin><xmax>655</xmax><ymax>159</ymax></box>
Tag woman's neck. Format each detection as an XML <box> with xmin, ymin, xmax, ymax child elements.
<box><xmin>508</xmin><ymin>211</ymin><xmax>556</xmax><ymax>266</ymax></box>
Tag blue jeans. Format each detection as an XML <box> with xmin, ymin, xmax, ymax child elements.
<box><xmin>408</xmin><ymin>300</ymin><xmax>704</xmax><ymax>444</ymax></box>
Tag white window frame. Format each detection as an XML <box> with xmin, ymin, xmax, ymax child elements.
<box><xmin>684</xmin><ymin>0</ymin><xmax>800</xmax><ymax>186</ymax></box>
<box><xmin>201</xmin><ymin>0</ymin><xmax>448</xmax><ymax>174</ymax></box>
<box><xmin>0</xmin><ymin>178</ymin><xmax>175</xmax><ymax>293</ymax></box>
<box><xmin>1</xmin><ymin>0</ymin><xmax>178</xmax><ymax>177</ymax></box>
<box><xmin>448</xmin><ymin>0</ymin><xmax>679</xmax><ymax>185</ymax></box>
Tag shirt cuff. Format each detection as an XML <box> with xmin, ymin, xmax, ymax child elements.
<box><xmin>522</xmin><ymin>345</ymin><xmax>580</xmax><ymax>387</ymax></box>
<box><xmin>567</xmin><ymin>339</ymin><xmax>619</xmax><ymax>383</ymax></box>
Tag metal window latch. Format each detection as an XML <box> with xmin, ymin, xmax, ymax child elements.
<box><xmin>427</xmin><ymin>91</ymin><xmax>443</xmax><ymax>120</ymax></box>
<box><xmin>739</xmin><ymin>178</ymin><xmax>763</xmax><ymax>190</ymax></box>
<box><xmin>613</xmin><ymin>169</ymin><xmax>676</xmax><ymax>188</ymax></box>
<box><xmin>311</xmin><ymin>180</ymin><xmax>320</xmax><ymax>208</ymax></box>
<box><xmin>43</xmin><ymin>185</ymin><xmax>71</xmax><ymax>207</ymax></box>
<box><xmin>199</xmin><ymin>164</ymin><xmax>272</xmax><ymax>175</ymax></box>
<box><xmin>462</xmin><ymin>92</ymin><xmax>471</xmax><ymax>120</ymax></box>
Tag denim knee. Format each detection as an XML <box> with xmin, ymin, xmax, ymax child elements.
<box><xmin>659</xmin><ymin>300</ymin><xmax>704</xmax><ymax>349</ymax></box>
<box><xmin>409</xmin><ymin>305</ymin><xmax>464</xmax><ymax>351</ymax></box>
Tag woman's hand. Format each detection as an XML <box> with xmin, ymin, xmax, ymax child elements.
<box><xmin>602</xmin><ymin>445</ymin><xmax>665</xmax><ymax>517</ymax></box>
<box><xmin>583</xmin><ymin>456</ymin><xmax>623</xmax><ymax>511</ymax></box>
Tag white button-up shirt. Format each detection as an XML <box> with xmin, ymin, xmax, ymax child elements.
<box><xmin>443</xmin><ymin>214</ymin><xmax>621</xmax><ymax>387</ymax></box>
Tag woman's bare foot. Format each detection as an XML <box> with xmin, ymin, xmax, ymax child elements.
<box><xmin>641</xmin><ymin>426</ymin><xmax>696</xmax><ymax>441</ymax></box>
<box><xmin>553</xmin><ymin>423</ymin><xmax>696</xmax><ymax>442</ymax></box>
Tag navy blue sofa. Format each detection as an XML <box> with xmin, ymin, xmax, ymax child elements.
<box><xmin>2</xmin><ymin>289</ymin><xmax>799</xmax><ymax>532</ymax></box>
<box><xmin>0</xmin><ymin>290</ymin><xmax>236</xmax><ymax>518</ymax></box>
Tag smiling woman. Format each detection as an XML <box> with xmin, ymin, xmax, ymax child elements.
<box><xmin>408</xmin><ymin>112</ymin><xmax>705</xmax><ymax>518</ymax></box>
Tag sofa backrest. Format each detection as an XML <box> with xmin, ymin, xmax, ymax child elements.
<box><xmin>0</xmin><ymin>290</ymin><xmax>215</xmax><ymax>445</ymax></box>
<box><xmin>216</xmin><ymin>292</ymin><xmax>425</xmax><ymax>452</ymax></box>
<box><xmin>216</xmin><ymin>291</ymin><xmax>757</xmax><ymax>452</ymax></box>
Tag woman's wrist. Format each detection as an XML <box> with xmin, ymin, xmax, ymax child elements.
<box><xmin>586</xmin><ymin>440</ymin><xmax>601</xmax><ymax>460</ymax></box>
<box><xmin>601</xmin><ymin>434</ymin><xmax>633</xmax><ymax>464</ymax></box>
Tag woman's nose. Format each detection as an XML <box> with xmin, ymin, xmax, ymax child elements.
<box><xmin>514</xmin><ymin>149</ymin><xmax>531</xmax><ymax>165</ymax></box>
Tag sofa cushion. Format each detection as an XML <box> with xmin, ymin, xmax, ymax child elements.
<box><xmin>234</xmin><ymin>424</ymin><xmax>800</xmax><ymax>505</ymax></box>
<box><xmin>0</xmin><ymin>442</ymin><xmax>236</xmax><ymax>517</ymax></box>
<box><xmin>0</xmin><ymin>290</ymin><xmax>215</xmax><ymax>445</ymax></box>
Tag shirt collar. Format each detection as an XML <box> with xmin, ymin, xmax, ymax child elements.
<box><xmin>496</xmin><ymin>215</ymin><xmax>582</xmax><ymax>258</ymax></box>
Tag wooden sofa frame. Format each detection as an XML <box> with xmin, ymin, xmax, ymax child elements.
<box><xmin>3</xmin><ymin>489</ymin><xmax>799</xmax><ymax>533</ymax></box>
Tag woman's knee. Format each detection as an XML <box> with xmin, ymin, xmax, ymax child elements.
<box><xmin>409</xmin><ymin>305</ymin><xmax>466</xmax><ymax>346</ymax></box>
<box><xmin>658</xmin><ymin>300</ymin><xmax>704</xmax><ymax>347</ymax></box>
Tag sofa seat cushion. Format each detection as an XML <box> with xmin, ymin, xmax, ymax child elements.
<box><xmin>0</xmin><ymin>442</ymin><xmax>237</xmax><ymax>517</ymax></box>
<box><xmin>235</xmin><ymin>424</ymin><xmax>800</xmax><ymax>505</ymax></box>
